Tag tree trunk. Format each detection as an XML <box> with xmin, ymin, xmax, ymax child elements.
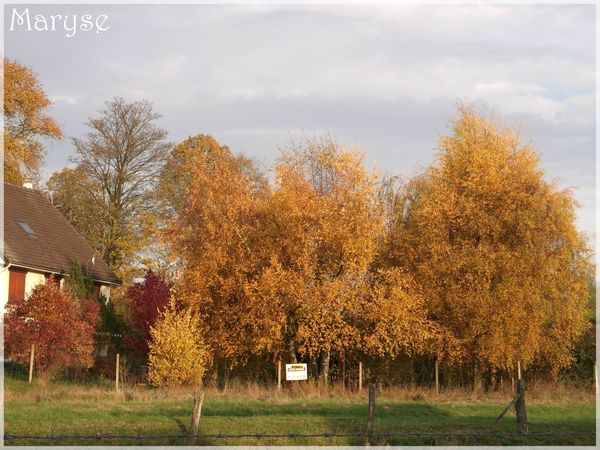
<box><xmin>321</xmin><ymin>349</ymin><xmax>331</xmax><ymax>385</ymax></box>
<box><xmin>287</xmin><ymin>338</ymin><xmax>298</xmax><ymax>364</ymax></box>
<box><xmin>216</xmin><ymin>359</ymin><xmax>228</xmax><ymax>391</ymax></box>
<box><xmin>473</xmin><ymin>361</ymin><xmax>484</xmax><ymax>392</ymax></box>
<box><xmin>488</xmin><ymin>367</ymin><xmax>497</xmax><ymax>391</ymax></box>
<box><xmin>286</xmin><ymin>316</ymin><xmax>298</xmax><ymax>364</ymax></box>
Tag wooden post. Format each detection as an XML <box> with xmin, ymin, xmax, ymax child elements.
<box><xmin>517</xmin><ymin>361</ymin><xmax>521</xmax><ymax>380</ymax></box>
<box><xmin>515</xmin><ymin>379</ymin><xmax>528</xmax><ymax>435</ymax></box>
<box><xmin>190</xmin><ymin>392</ymin><xmax>205</xmax><ymax>435</ymax></box>
<box><xmin>511</xmin><ymin>374</ymin><xmax>515</xmax><ymax>394</ymax></box>
<box><xmin>366</xmin><ymin>383</ymin><xmax>376</xmax><ymax>444</ymax></box>
<box><xmin>28</xmin><ymin>344</ymin><xmax>35</xmax><ymax>383</ymax></box>
<box><xmin>340</xmin><ymin>351</ymin><xmax>345</xmax><ymax>391</ymax></box>
<box><xmin>277</xmin><ymin>360</ymin><xmax>282</xmax><ymax>391</ymax></box>
<box><xmin>115</xmin><ymin>353</ymin><xmax>120</xmax><ymax>391</ymax></box>
<box><xmin>594</xmin><ymin>363</ymin><xmax>597</xmax><ymax>395</ymax></box>
<box><xmin>359</xmin><ymin>361</ymin><xmax>363</xmax><ymax>392</ymax></box>
<box><xmin>435</xmin><ymin>359</ymin><xmax>439</xmax><ymax>394</ymax></box>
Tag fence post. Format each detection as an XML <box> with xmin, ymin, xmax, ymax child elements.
<box><xmin>517</xmin><ymin>361</ymin><xmax>521</xmax><ymax>380</ymax></box>
<box><xmin>28</xmin><ymin>344</ymin><xmax>35</xmax><ymax>383</ymax></box>
<box><xmin>115</xmin><ymin>353</ymin><xmax>120</xmax><ymax>391</ymax></box>
<box><xmin>515</xmin><ymin>379</ymin><xmax>528</xmax><ymax>435</ymax></box>
<box><xmin>366</xmin><ymin>383</ymin><xmax>376</xmax><ymax>444</ymax></box>
<box><xmin>435</xmin><ymin>359</ymin><xmax>439</xmax><ymax>394</ymax></box>
<box><xmin>190</xmin><ymin>392</ymin><xmax>205</xmax><ymax>436</ymax></box>
<box><xmin>277</xmin><ymin>360</ymin><xmax>282</xmax><ymax>391</ymax></box>
<box><xmin>359</xmin><ymin>361</ymin><xmax>363</xmax><ymax>392</ymax></box>
<box><xmin>341</xmin><ymin>351</ymin><xmax>345</xmax><ymax>391</ymax></box>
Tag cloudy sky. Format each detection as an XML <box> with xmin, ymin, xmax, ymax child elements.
<box><xmin>4</xmin><ymin>3</ymin><xmax>596</xmax><ymax>237</ymax></box>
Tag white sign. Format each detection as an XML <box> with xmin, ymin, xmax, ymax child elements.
<box><xmin>285</xmin><ymin>363</ymin><xmax>308</xmax><ymax>381</ymax></box>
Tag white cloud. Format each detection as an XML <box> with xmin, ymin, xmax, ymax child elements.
<box><xmin>5</xmin><ymin>3</ymin><xmax>595</xmax><ymax>235</ymax></box>
<box><xmin>50</xmin><ymin>95</ymin><xmax>80</xmax><ymax>106</ymax></box>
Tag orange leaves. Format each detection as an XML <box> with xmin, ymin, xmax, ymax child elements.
<box><xmin>266</xmin><ymin>137</ymin><xmax>389</xmax><ymax>359</ymax></box>
<box><xmin>159</xmin><ymin>108</ymin><xmax>590</xmax><ymax>379</ymax></box>
<box><xmin>4</xmin><ymin>58</ymin><xmax>62</xmax><ymax>184</ymax></box>
<box><xmin>159</xmin><ymin>135</ymin><xmax>270</xmax><ymax>362</ymax></box>
<box><xmin>272</xmin><ymin>136</ymin><xmax>382</xmax><ymax>279</ymax></box>
<box><xmin>160</xmin><ymin>134</ymin><xmax>437</xmax><ymax>369</ymax></box>
<box><xmin>393</xmin><ymin>105</ymin><xmax>592</xmax><ymax>375</ymax></box>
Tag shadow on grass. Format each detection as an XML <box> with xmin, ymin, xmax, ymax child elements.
<box><xmin>4</xmin><ymin>376</ymin><xmax>595</xmax><ymax>446</ymax></box>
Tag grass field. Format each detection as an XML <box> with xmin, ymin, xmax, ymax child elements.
<box><xmin>4</xmin><ymin>377</ymin><xmax>596</xmax><ymax>446</ymax></box>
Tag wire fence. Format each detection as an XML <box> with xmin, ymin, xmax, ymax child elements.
<box><xmin>5</xmin><ymin>430</ymin><xmax>596</xmax><ymax>444</ymax></box>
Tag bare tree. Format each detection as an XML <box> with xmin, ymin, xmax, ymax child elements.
<box><xmin>67</xmin><ymin>97</ymin><xmax>170</xmax><ymax>278</ymax></box>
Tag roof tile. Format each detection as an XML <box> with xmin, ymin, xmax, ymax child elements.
<box><xmin>3</xmin><ymin>183</ymin><xmax>121</xmax><ymax>285</ymax></box>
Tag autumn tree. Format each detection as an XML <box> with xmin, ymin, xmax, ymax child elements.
<box><xmin>4</xmin><ymin>58</ymin><xmax>62</xmax><ymax>185</ymax></box>
<box><xmin>155</xmin><ymin>134</ymin><xmax>267</xmax><ymax>281</ymax></box>
<box><xmin>123</xmin><ymin>270</ymin><xmax>171</xmax><ymax>361</ymax></box>
<box><xmin>249</xmin><ymin>137</ymin><xmax>382</xmax><ymax>381</ymax></box>
<box><xmin>4</xmin><ymin>281</ymin><xmax>99</xmax><ymax>379</ymax></box>
<box><xmin>47</xmin><ymin>97</ymin><xmax>170</xmax><ymax>282</ymax></box>
<box><xmin>244</xmin><ymin>136</ymin><xmax>433</xmax><ymax>383</ymax></box>
<box><xmin>46</xmin><ymin>167</ymin><xmax>104</xmax><ymax>250</ymax></box>
<box><xmin>163</xmin><ymin>134</ymin><xmax>435</xmax><ymax>384</ymax></box>
<box><xmin>388</xmin><ymin>106</ymin><xmax>592</xmax><ymax>383</ymax></box>
<box><xmin>160</xmin><ymin>135</ymin><xmax>270</xmax><ymax>378</ymax></box>
<box><xmin>158</xmin><ymin>134</ymin><xmax>267</xmax><ymax>219</ymax></box>
<box><xmin>147</xmin><ymin>298</ymin><xmax>209</xmax><ymax>387</ymax></box>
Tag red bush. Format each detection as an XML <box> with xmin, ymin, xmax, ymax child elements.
<box><xmin>4</xmin><ymin>281</ymin><xmax>99</xmax><ymax>378</ymax></box>
<box><xmin>123</xmin><ymin>270</ymin><xmax>171</xmax><ymax>359</ymax></box>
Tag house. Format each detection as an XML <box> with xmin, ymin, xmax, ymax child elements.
<box><xmin>2</xmin><ymin>182</ymin><xmax>121</xmax><ymax>308</ymax></box>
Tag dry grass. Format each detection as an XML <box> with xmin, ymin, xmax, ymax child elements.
<box><xmin>5</xmin><ymin>377</ymin><xmax>594</xmax><ymax>405</ymax></box>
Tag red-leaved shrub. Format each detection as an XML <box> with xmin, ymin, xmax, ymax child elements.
<box><xmin>123</xmin><ymin>270</ymin><xmax>171</xmax><ymax>359</ymax></box>
<box><xmin>4</xmin><ymin>280</ymin><xmax>99</xmax><ymax>378</ymax></box>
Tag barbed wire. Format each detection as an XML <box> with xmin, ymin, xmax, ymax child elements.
<box><xmin>5</xmin><ymin>430</ymin><xmax>596</xmax><ymax>442</ymax></box>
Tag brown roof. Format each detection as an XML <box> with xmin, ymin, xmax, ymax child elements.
<box><xmin>3</xmin><ymin>183</ymin><xmax>121</xmax><ymax>285</ymax></box>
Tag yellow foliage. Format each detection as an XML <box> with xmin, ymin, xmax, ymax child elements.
<box><xmin>160</xmin><ymin>114</ymin><xmax>590</xmax><ymax>380</ymax></box>
<box><xmin>391</xmin><ymin>105</ymin><xmax>592</xmax><ymax>375</ymax></box>
<box><xmin>147</xmin><ymin>299</ymin><xmax>209</xmax><ymax>387</ymax></box>
<box><xmin>4</xmin><ymin>58</ymin><xmax>62</xmax><ymax>184</ymax></box>
<box><xmin>163</xmin><ymin>134</ymin><xmax>435</xmax><ymax>368</ymax></box>
<box><xmin>159</xmin><ymin>135</ymin><xmax>269</xmax><ymax>362</ymax></box>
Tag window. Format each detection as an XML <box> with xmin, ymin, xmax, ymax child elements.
<box><xmin>17</xmin><ymin>219</ymin><xmax>36</xmax><ymax>237</ymax></box>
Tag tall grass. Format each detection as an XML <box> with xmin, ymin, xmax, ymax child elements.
<box><xmin>5</xmin><ymin>374</ymin><xmax>594</xmax><ymax>405</ymax></box>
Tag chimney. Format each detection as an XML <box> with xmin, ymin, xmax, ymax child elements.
<box><xmin>22</xmin><ymin>182</ymin><xmax>33</xmax><ymax>189</ymax></box>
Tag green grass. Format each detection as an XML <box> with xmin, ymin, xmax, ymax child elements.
<box><xmin>4</xmin><ymin>377</ymin><xmax>596</xmax><ymax>446</ymax></box>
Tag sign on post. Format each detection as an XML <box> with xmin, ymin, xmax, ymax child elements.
<box><xmin>285</xmin><ymin>363</ymin><xmax>307</xmax><ymax>381</ymax></box>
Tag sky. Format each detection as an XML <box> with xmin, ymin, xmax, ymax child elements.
<box><xmin>4</xmin><ymin>3</ymin><xmax>596</xmax><ymax>238</ymax></box>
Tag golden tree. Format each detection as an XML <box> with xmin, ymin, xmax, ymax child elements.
<box><xmin>391</xmin><ymin>106</ymin><xmax>591</xmax><ymax>381</ymax></box>
<box><xmin>246</xmin><ymin>136</ymin><xmax>433</xmax><ymax>382</ymax></box>
<box><xmin>147</xmin><ymin>298</ymin><xmax>209</xmax><ymax>387</ymax></box>
<box><xmin>163</xmin><ymin>134</ymin><xmax>434</xmax><ymax>383</ymax></box>
<box><xmin>264</xmin><ymin>137</ymin><xmax>380</xmax><ymax>380</ymax></box>
<box><xmin>159</xmin><ymin>135</ymin><xmax>269</xmax><ymax>373</ymax></box>
<box><xmin>4</xmin><ymin>58</ymin><xmax>62</xmax><ymax>184</ymax></box>
<box><xmin>158</xmin><ymin>134</ymin><xmax>267</xmax><ymax>220</ymax></box>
